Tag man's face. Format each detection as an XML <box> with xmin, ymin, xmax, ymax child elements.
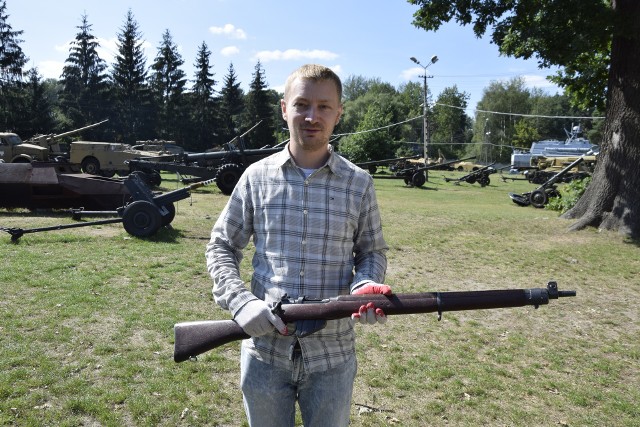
<box><xmin>281</xmin><ymin>78</ymin><xmax>343</xmax><ymax>152</ymax></box>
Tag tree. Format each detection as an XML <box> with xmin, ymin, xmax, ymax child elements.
<box><xmin>409</xmin><ymin>0</ymin><xmax>640</xmax><ymax>238</ymax></box>
<box><xmin>339</xmin><ymin>103</ymin><xmax>394</xmax><ymax>163</ymax></box>
<box><xmin>430</xmin><ymin>85</ymin><xmax>472</xmax><ymax>159</ymax></box>
<box><xmin>59</xmin><ymin>14</ymin><xmax>110</xmax><ymax>139</ymax></box>
<box><xmin>0</xmin><ymin>0</ymin><xmax>28</xmax><ymax>132</ymax></box>
<box><xmin>217</xmin><ymin>63</ymin><xmax>244</xmax><ymax>146</ymax></box>
<box><xmin>472</xmin><ymin>77</ymin><xmax>532</xmax><ymax>163</ymax></box>
<box><xmin>188</xmin><ymin>41</ymin><xmax>217</xmax><ymax>151</ymax></box>
<box><xmin>149</xmin><ymin>29</ymin><xmax>187</xmax><ymax>141</ymax></box>
<box><xmin>243</xmin><ymin>61</ymin><xmax>276</xmax><ymax>148</ymax></box>
<box><xmin>23</xmin><ymin>68</ymin><xmax>55</xmax><ymax>134</ymax></box>
<box><xmin>111</xmin><ymin>9</ymin><xmax>151</xmax><ymax>143</ymax></box>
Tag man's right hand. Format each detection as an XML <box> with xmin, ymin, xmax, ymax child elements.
<box><xmin>234</xmin><ymin>300</ymin><xmax>288</xmax><ymax>337</ymax></box>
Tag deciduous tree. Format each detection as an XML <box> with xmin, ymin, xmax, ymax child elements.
<box><xmin>409</xmin><ymin>0</ymin><xmax>640</xmax><ymax>238</ymax></box>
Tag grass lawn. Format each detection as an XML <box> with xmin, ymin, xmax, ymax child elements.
<box><xmin>1</xmin><ymin>169</ymin><xmax>638</xmax><ymax>426</ymax></box>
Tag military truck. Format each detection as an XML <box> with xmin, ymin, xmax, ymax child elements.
<box><xmin>69</xmin><ymin>141</ymin><xmax>174</xmax><ymax>177</ymax></box>
<box><xmin>0</xmin><ymin>132</ymin><xmax>49</xmax><ymax>163</ymax></box>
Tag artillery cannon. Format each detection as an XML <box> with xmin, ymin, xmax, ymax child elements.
<box><xmin>390</xmin><ymin>156</ymin><xmax>477</xmax><ymax>187</ymax></box>
<box><xmin>508</xmin><ymin>155</ymin><xmax>587</xmax><ymax>208</ymax></box>
<box><xmin>0</xmin><ymin>173</ymin><xmax>215</xmax><ymax>242</ymax></box>
<box><xmin>444</xmin><ymin>163</ymin><xmax>497</xmax><ymax>187</ymax></box>
<box><xmin>128</xmin><ymin>122</ymin><xmax>284</xmax><ymax>194</ymax></box>
<box><xmin>25</xmin><ymin>119</ymin><xmax>109</xmax><ymax>159</ymax></box>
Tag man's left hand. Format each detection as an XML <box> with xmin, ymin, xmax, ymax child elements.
<box><xmin>351</xmin><ymin>283</ymin><xmax>392</xmax><ymax>324</ymax></box>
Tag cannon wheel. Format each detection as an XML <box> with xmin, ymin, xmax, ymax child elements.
<box><xmin>159</xmin><ymin>202</ymin><xmax>176</xmax><ymax>226</ymax></box>
<box><xmin>216</xmin><ymin>163</ymin><xmax>244</xmax><ymax>195</ymax></box>
<box><xmin>368</xmin><ymin>165</ymin><xmax>377</xmax><ymax>174</ymax></box>
<box><xmin>122</xmin><ymin>201</ymin><xmax>162</xmax><ymax>237</ymax></box>
<box><xmin>529</xmin><ymin>189</ymin><xmax>549</xmax><ymax>208</ymax></box>
<box><xmin>478</xmin><ymin>175</ymin><xmax>490</xmax><ymax>187</ymax></box>
<box><xmin>411</xmin><ymin>171</ymin><xmax>426</xmax><ymax>187</ymax></box>
<box><xmin>466</xmin><ymin>175</ymin><xmax>477</xmax><ymax>184</ymax></box>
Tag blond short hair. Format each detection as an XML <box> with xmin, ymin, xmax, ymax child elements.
<box><xmin>283</xmin><ymin>64</ymin><xmax>342</xmax><ymax>101</ymax></box>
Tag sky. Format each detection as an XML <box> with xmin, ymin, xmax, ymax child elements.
<box><xmin>8</xmin><ymin>0</ymin><xmax>561</xmax><ymax>116</ymax></box>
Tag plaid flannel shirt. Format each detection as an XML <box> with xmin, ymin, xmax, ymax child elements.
<box><xmin>206</xmin><ymin>145</ymin><xmax>388</xmax><ymax>373</ymax></box>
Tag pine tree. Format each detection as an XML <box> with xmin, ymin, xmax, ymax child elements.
<box><xmin>0</xmin><ymin>0</ymin><xmax>28</xmax><ymax>132</ymax></box>
<box><xmin>217</xmin><ymin>62</ymin><xmax>244</xmax><ymax>145</ymax></box>
<box><xmin>243</xmin><ymin>61</ymin><xmax>276</xmax><ymax>148</ymax></box>
<box><xmin>59</xmin><ymin>14</ymin><xmax>110</xmax><ymax>139</ymax></box>
<box><xmin>149</xmin><ymin>29</ymin><xmax>187</xmax><ymax>141</ymax></box>
<box><xmin>189</xmin><ymin>41</ymin><xmax>217</xmax><ymax>151</ymax></box>
<box><xmin>23</xmin><ymin>68</ymin><xmax>55</xmax><ymax>134</ymax></box>
<box><xmin>111</xmin><ymin>9</ymin><xmax>151</xmax><ymax>143</ymax></box>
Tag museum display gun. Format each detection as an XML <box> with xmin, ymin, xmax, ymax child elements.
<box><xmin>173</xmin><ymin>281</ymin><xmax>575</xmax><ymax>362</ymax></box>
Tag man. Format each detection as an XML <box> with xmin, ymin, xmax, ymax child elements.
<box><xmin>206</xmin><ymin>64</ymin><xmax>391</xmax><ymax>427</ymax></box>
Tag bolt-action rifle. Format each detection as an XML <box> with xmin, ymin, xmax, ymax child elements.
<box><xmin>173</xmin><ymin>281</ymin><xmax>575</xmax><ymax>362</ymax></box>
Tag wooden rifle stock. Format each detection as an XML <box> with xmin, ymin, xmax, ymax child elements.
<box><xmin>173</xmin><ymin>281</ymin><xmax>575</xmax><ymax>362</ymax></box>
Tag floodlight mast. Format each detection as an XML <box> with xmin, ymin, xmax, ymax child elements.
<box><xmin>410</xmin><ymin>55</ymin><xmax>438</xmax><ymax>161</ymax></box>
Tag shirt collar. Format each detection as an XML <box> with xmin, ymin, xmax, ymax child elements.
<box><xmin>275</xmin><ymin>143</ymin><xmax>346</xmax><ymax>178</ymax></box>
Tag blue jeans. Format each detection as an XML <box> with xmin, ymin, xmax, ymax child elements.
<box><xmin>240</xmin><ymin>345</ymin><xmax>357</xmax><ymax>427</ymax></box>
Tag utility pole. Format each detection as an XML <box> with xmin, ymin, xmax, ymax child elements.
<box><xmin>410</xmin><ymin>55</ymin><xmax>438</xmax><ymax>161</ymax></box>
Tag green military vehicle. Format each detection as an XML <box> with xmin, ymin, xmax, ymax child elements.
<box><xmin>0</xmin><ymin>132</ymin><xmax>49</xmax><ymax>163</ymax></box>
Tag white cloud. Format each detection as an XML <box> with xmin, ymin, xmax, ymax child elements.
<box><xmin>254</xmin><ymin>49</ymin><xmax>339</xmax><ymax>63</ymax></box>
<box><xmin>220</xmin><ymin>46</ymin><xmax>240</xmax><ymax>57</ymax></box>
<box><xmin>401</xmin><ymin>67</ymin><xmax>423</xmax><ymax>81</ymax></box>
<box><xmin>35</xmin><ymin>60</ymin><xmax>65</xmax><ymax>79</ymax></box>
<box><xmin>209</xmin><ymin>24</ymin><xmax>247</xmax><ymax>40</ymax></box>
<box><xmin>522</xmin><ymin>74</ymin><xmax>557</xmax><ymax>89</ymax></box>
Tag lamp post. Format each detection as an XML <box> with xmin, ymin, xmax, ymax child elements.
<box><xmin>410</xmin><ymin>55</ymin><xmax>438</xmax><ymax>161</ymax></box>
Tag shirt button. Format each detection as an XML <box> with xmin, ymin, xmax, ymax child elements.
<box><xmin>303</xmin><ymin>209</ymin><xmax>308</xmax><ymax>215</ymax></box>
<box><xmin>300</xmin><ymin>271</ymin><xmax>304</xmax><ymax>276</ymax></box>
<box><xmin>301</xmin><ymin>240</ymin><xmax>306</xmax><ymax>245</ymax></box>
<box><xmin>304</xmin><ymin>180</ymin><xmax>309</xmax><ymax>186</ymax></box>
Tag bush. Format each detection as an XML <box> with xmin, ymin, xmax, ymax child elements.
<box><xmin>546</xmin><ymin>176</ymin><xmax>592</xmax><ymax>213</ymax></box>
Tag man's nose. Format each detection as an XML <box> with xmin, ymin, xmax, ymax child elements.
<box><xmin>305</xmin><ymin>106</ymin><xmax>320</xmax><ymax>122</ymax></box>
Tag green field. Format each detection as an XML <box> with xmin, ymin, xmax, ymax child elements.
<box><xmin>1</xmin><ymin>170</ymin><xmax>638</xmax><ymax>426</ymax></box>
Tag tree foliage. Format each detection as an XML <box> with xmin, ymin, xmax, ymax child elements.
<box><xmin>0</xmin><ymin>0</ymin><xmax>28</xmax><ymax>132</ymax></box>
<box><xmin>111</xmin><ymin>9</ymin><xmax>151</xmax><ymax>143</ymax></box>
<box><xmin>189</xmin><ymin>41</ymin><xmax>217</xmax><ymax>151</ymax></box>
<box><xmin>217</xmin><ymin>63</ymin><xmax>244</xmax><ymax>146</ymax></box>
<box><xmin>149</xmin><ymin>29</ymin><xmax>188</xmax><ymax>140</ymax></box>
<box><xmin>243</xmin><ymin>61</ymin><xmax>276</xmax><ymax>148</ymax></box>
<box><xmin>409</xmin><ymin>0</ymin><xmax>640</xmax><ymax>238</ymax></box>
<box><xmin>59</xmin><ymin>14</ymin><xmax>110</xmax><ymax>139</ymax></box>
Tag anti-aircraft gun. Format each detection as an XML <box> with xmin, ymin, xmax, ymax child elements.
<box><xmin>444</xmin><ymin>163</ymin><xmax>497</xmax><ymax>187</ymax></box>
<box><xmin>24</xmin><ymin>119</ymin><xmax>109</xmax><ymax>159</ymax></box>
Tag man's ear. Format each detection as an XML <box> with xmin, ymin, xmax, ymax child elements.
<box><xmin>281</xmin><ymin>99</ymin><xmax>287</xmax><ymax>120</ymax></box>
<box><xmin>336</xmin><ymin>104</ymin><xmax>344</xmax><ymax>125</ymax></box>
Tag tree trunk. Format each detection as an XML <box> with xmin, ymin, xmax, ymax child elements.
<box><xmin>562</xmin><ymin>0</ymin><xmax>640</xmax><ymax>239</ymax></box>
